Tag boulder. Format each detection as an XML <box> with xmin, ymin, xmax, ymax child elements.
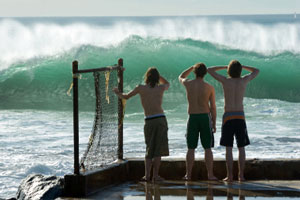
<box><xmin>16</xmin><ymin>174</ymin><xmax>63</xmax><ymax>200</ymax></box>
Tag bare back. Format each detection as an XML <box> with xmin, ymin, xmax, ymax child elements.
<box><xmin>207</xmin><ymin>65</ymin><xmax>259</xmax><ymax>113</ymax></box>
<box><xmin>221</xmin><ymin>77</ymin><xmax>249</xmax><ymax>112</ymax></box>
<box><xmin>137</xmin><ymin>84</ymin><xmax>167</xmax><ymax>116</ymax></box>
<box><xmin>183</xmin><ymin>79</ymin><xmax>214</xmax><ymax>114</ymax></box>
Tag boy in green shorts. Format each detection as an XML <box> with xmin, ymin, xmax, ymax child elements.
<box><xmin>179</xmin><ymin>63</ymin><xmax>217</xmax><ymax>181</ymax></box>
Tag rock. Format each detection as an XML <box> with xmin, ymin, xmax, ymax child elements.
<box><xmin>16</xmin><ymin>174</ymin><xmax>64</xmax><ymax>200</ymax></box>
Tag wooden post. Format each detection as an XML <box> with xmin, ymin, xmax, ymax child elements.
<box><xmin>117</xmin><ymin>58</ymin><xmax>124</xmax><ymax>160</ymax></box>
<box><xmin>72</xmin><ymin>61</ymin><xmax>80</xmax><ymax>175</ymax></box>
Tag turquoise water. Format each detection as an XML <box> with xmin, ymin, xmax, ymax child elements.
<box><xmin>0</xmin><ymin>15</ymin><xmax>300</xmax><ymax>198</ymax></box>
<box><xmin>0</xmin><ymin>15</ymin><xmax>300</xmax><ymax>111</ymax></box>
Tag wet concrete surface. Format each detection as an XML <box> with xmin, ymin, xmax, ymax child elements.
<box><xmin>58</xmin><ymin>180</ymin><xmax>300</xmax><ymax>199</ymax></box>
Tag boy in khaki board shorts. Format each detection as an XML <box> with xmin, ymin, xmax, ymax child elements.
<box><xmin>114</xmin><ymin>67</ymin><xmax>169</xmax><ymax>182</ymax></box>
<box><xmin>208</xmin><ymin>60</ymin><xmax>259</xmax><ymax>182</ymax></box>
<box><xmin>179</xmin><ymin>63</ymin><xmax>217</xmax><ymax>181</ymax></box>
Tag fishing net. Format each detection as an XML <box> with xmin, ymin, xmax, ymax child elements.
<box><xmin>80</xmin><ymin>69</ymin><xmax>120</xmax><ymax>172</ymax></box>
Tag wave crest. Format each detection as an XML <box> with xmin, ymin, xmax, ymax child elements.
<box><xmin>0</xmin><ymin>17</ymin><xmax>299</xmax><ymax>70</ymax></box>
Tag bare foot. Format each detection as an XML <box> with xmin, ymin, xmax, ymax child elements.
<box><xmin>208</xmin><ymin>175</ymin><xmax>218</xmax><ymax>181</ymax></box>
<box><xmin>140</xmin><ymin>176</ymin><xmax>150</xmax><ymax>182</ymax></box>
<box><xmin>239</xmin><ymin>177</ymin><xmax>246</xmax><ymax>182</ymax></box>
<box><xmin>152</xmin><ymin>176</ymin><xmax>165</xmax><ymax>182</ymax></box>
<box><xmin>222</xmin><ymin>177</ymin><xmax>233</xmax><ymax>182</ymax></box>
<box><xmin>182</xmin><ymin>175</ymin><xmax>191</xmax><ymax>181</ymax></box>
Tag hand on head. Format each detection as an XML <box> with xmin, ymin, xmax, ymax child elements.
<box><xmin>113</xmin><ymin>88</ymin><xmax>119</xmax><ymax>93</ymax></box>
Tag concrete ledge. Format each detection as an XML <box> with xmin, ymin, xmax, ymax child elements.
<box><xmin>127</xmin><ymin>158</ymin><xmax>300</xmax><ymax>180</ymax></box>
<box><xmin>64</xmin><ymin>160</ymin><xmax>129</xmax><ymax>197</ymax></box>
<box><xmin>63</xmin><ymin>159</ymin><xmax>300</xmax><ymax>197</ymax></box>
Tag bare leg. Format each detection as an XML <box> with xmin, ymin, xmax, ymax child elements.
<box><xmin>152</xmin><ymin>156</ymin><xmax>162</xmax><ymax>181</ymax></box>
<box><xmin>223</xmin><ymin>147</ymin><xmax>233</xmax><ymax>182</ymax></box>
<box><xmin>184</xmin><ymin>149</ymin><xmax>195</xmax><ymax>180</ymax></box>
<box><xmin>144</xmin><ymin>158</ymin><xmax>152</xmax><ymax>181</ymax></box>
<box><xmin>205</xmin><ymin>148</ymin><xmax>217</xmax><ymax>180</ymax></box>
<box><xmin>238</xmin><ymin>147</ymin><xmax>246</xmax><ymax>181</ymax></box>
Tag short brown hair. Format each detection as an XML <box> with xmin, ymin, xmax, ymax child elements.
<box><xmin>193</xmin><ymin>63</ymin><xmax>207</xmax><ymax>78</ymax></box>
<box><xmin>227</xmin><ymin>60</ymin><xmax>242</xmax><ymax>78</ymax></box>
<box><xmin>144</xmin><ymin>67</ymin><xmax>160</xmax><ymax>88</ymax></box>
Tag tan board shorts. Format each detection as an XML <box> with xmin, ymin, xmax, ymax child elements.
<box><xmin>144</xmin><ymin>116</ymin><xmax>169</xmax><ymax>159</ymax></box>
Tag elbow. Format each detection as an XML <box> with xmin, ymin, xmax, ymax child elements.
<box><xmin>253</xmin><ymin>68</ymin><xmax>260</xmax><ymax>76</ymax></box>
<box><xmin>123</xmin><ymin>95</ymin><xmax>130</xmax><ymax>100</ymax></box>
<box><xmin>178</xmin><ymin>76</ymin><xmax>183</xmax><ymax>82</ymax></box>
<box><xmin>166</xmin><ymin>83</ymin><xmax>170</xmax><ymax>90</ymax></box>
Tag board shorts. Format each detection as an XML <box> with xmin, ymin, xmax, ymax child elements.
<box><xmin>186</xmin><ymin>113</ymin><xmax>214</xmax><ymax>149</ymax></box>
<box><xmin>220</xmin><ymin>111</ymin><xmax>250</xmax><ymax>148</ymax></box>
<box><xmin>144</xmin><ymin>115</ymin><xmax>169</xmax><ymax>159</ymax></box>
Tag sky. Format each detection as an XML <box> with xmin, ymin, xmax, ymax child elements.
<box><xmin>0</xmin><ymin>0</ymin><xmax>299</xmax><ymax>17</ymax></box>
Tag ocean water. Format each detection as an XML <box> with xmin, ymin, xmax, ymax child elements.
<box><xmin>0</xmin><ymin>15</ymin><xmax>300</xmax><ymax>198</ymax></box>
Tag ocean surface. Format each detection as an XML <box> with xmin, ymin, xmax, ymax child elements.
<box><xmin>0</xmin><ymin>15</ymin><xmax>300</xmax><ymax>198</ymax></box>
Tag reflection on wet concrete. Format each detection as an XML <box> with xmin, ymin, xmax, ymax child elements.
<box><xmin>82</xmin><ymin>180</ymin><xmax>300</xmax><ymax>200</ymax></box>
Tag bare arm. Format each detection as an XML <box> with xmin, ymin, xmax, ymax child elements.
<box><xmin>178</xmin><ymin>66</ymin><xmax>193</xmax><ymax>84</ymax></box>
<box><xmin>242</xmin><ymin>66</ymin><xmax>260</xmax><ymax>81</ymax></box>
<box><xmin>209</xmin><ymin>87</ymin><xmax>217</xmax><ymax>133</ymax></box>
<box><xmin>207</xmin><ymin>66</ymin><xmax>227</xmax><ymax>83</ymax></box>
<box><xmin>113</xmin><ymin>85</ymin><xmax>139</xmax><ymax>100</ymax></box>
<box><xmin>159</xmin><ymin>75</ymin><xmax>170</xmax><ymax>90</ymax></box>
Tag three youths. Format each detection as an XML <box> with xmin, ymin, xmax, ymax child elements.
<box><xmin>114</xmin><ymin>60</ymin><xmax>259</xmax><ymax>182</ymax></box>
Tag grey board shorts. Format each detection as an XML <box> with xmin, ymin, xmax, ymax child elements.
<box><xmin>144</xmin><ymin>116</ymin><xmax>169</xmax><ymax>159</ymax></box>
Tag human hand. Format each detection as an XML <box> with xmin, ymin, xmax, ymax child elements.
<box><xmin>113</xmin><ymin>88</ymin><xmax>119</xmax><ymax>94</ymax></box>
<box><xmin>212</xmin><ymin>124</ymin><xmax>216</xmax><ymax>133</ymax></box>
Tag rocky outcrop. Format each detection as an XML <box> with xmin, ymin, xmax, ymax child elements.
<box><xmin>16</xmin><ymin>174</ymin><xmax>64</xmax><ymax>200</ymax></box>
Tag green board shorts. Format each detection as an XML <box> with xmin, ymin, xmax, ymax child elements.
<box><xmin>186</xmin><ymin>113</ymin><xmax>214</xmax><ymax>149</ymax></box>
<box><xmin>144</xmin><ymin>116</ymin><xmax>169</xmax><ymax>159</ymax></box>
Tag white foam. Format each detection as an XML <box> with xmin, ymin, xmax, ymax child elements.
<box><xmin>0</xmin><ymin>17</ymin><xmax>299</xmax><ymax>70</ymax></box>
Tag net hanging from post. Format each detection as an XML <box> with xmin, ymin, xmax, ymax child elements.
<box><xmin>80</xmin><ymin>69</ymin><xmax>119</xmax><ymax>172</ymax></box>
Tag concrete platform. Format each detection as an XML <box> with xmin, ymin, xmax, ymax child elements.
<box><xmin>63</xmin><ymin>159</ymin><xmax>300</xmax><ymax>198</ymax></box>
<box><xmin>59</xmin><ymin>180</ymin><xmax>300</xmax><ymax>199</ymax></box>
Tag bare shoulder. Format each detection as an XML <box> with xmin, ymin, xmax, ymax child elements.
<box><xmin>158</xmin><ymin>83</ymin><xmax>169</xmax><ymax>90</ymax></box>
<box><xmin>135</xmin><ymin>84</ymin><xmax>142</xmax><ymax>88</ymax></box>
<box><xmin>180</xmin><ymin>78</ymin><xmax>191</xmax><ymax>85</ymax></box>
<box><xmin>221</xmin><ymin>77</ymin><xmax>233</xmax><ymax>85</ymax></box>
<box><xmin>205</xmin><ymin>82</ymin><xmax>215</xmax><ymax>91</ymax></box>
<box><xmin>134</xmin><ymin>84</ymin><xmax>143</xmax><ymax>91</ymax></box>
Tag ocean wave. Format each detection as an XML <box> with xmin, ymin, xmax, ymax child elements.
<box><xmin>25</xmin><ymin>164</ymin><xmax>53</xmax><ymax>176</ymax></box>
<box><xmin>0</xmin><ymin>38</ymin><xmax>299</xmax><ymax>111</ymax></box>
<box><xmin>0</xmin><ymin>17</ymin><xmax>299</xmax><ymax>70</ymax></box>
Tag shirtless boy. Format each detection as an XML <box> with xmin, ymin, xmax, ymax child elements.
<box><xmin>207</xmin><ymin>60</ymin><xmax>259</xmax><ymax>182</ymax></box>
<box><xmin>179</xmin><ymin>63</ymin><xmax>217</xmax><ymax>181</ymax></box>
<box><xmin>113</xmin><ymin>67</ymin><xmax>169</xmax><ymax>182</ymax></box>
